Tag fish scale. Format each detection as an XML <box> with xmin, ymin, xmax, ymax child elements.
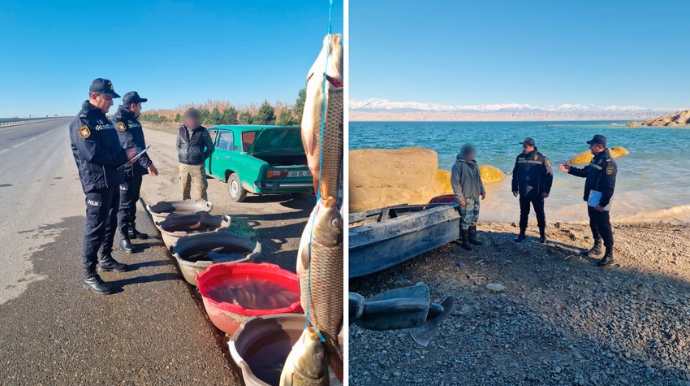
<box><xmin>315</xmin><ymin>85</ymin><xmax>343</xmax><ymax>198</ymax></box>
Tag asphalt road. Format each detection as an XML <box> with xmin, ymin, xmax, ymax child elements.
<box><xmin>0</xmin><ymin>119</ymin><xmax>240</xmax><ymax>385</ymax></box>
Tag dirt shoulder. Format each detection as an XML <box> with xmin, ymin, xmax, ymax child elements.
<box><xmin>350</xmin><ymin>221</ymin><xmax>690</xmax><ymax>386</ymax></box>
<box><xmin>139</xmin><ymin>125</ymin><xmax>312</xmax><ymax>271</ymax></box>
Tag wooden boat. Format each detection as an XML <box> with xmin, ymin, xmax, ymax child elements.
<box><xmin>349</xmin><ymin>202</ymin><xmax>460</xmax><ymax>278</ymax></box>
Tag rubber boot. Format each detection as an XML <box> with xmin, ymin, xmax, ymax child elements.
<box><xmin>514</xmin><ymin>229</ymin><xmax>526</xmax><ymax>243</ymax></box>
<box><xmin>582</xmin><ymin>239</ymin><xmax>603</xmax><ymax>257</ymax></box>
<box><xmin>538</xmin><ymin>227</ymin><xmax>546</xmax><ymax>244</ymax></box>
<box><xmin>128</xmin><ymin>223</ymin><xmax>148</xmax><ymax>240</ymax></box>
<box><xmin>597</xmin><ymin>248</ymin><xmax>614</xmax><ymax>267</ymax></box>
<box><xmin>98</xmin><ymin>253</ymin><xmax>128</xmax><ymax>272</ymax></box>
<box><xmin>458</xmin><ymin>228</ymin><xmax>472</xmax><ymax>251</ymax></box>
<box><xmin>83</xmin><ymin>271</ymin><xmax>113</xmax><ymax>295</ymax></box>
<box><xmin>468</xmin><ymin>226</ymin><xmax>483</xmax><ymax>246</ymax></box>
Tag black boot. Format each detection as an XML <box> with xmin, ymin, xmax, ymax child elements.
<box><xmin>538</xmin><ymin>227</ymin><xmax>546</xmax><ymax>244</ymax></box>
<box><xmin>83</xmin><ymin>271</ymin><xmax>113</xmax><ymax>295</ymax></box>
<box><xmin>119</xmin><ymin>236</ymin><xmax>135</xmax><ymax>254</ymax></box>
<box><xmin>98</xmin><ymin>253</ymin><xmax>128</xmax><ymax>272</ymax></box>
<box><xmin>581</xmin><ymin>239</ymin><xmax>603</xmax><ymax>257</ymax></box>
<box><xmin>468</xmin><ymin>226</ymin><xmax>483</xmax><ymax>246</ymax></box>
<box><xmin>128</xmin><ymin>223</ymin><xmax>148</xmax><ymax>240</ymax></box>
<box><xmin>458</xmin><ymin>228</ymin><xmax>472</xmax><ymax>251</ymax></box>
<box><xmin>597</xmin><ymin>248</ymin><xmax>614</xmax><ymax>267</ymax></box>
<box><xmin>514</xmin><ymin>230</ymin><xmax>526</xmax><ymax>243</ymax></box>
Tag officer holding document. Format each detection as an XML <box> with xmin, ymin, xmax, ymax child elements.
<box><xmin>69</xmin><ymin>78</ymin><xmax>137</xmax><ymax>294</ymax></box>
<box><xmin>559</xmin><ymin>135</ymin><xmax>617</xmax><ymax>266</ymax></box>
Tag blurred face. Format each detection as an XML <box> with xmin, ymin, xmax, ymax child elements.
<box><xmin>523</xmin><ymin>144</ymin><xmax>535</xmax><ymax>154</ymax></box>
<box><xmin>129</xmin><ymin>102</ymin><xmax>142</xmax><ymax>118</ymax></box>
<box><xmin>184</xmin><ymin>115</ymin><xmax>200</xmax><ymax>129</ymax></box>
<box><xmin>464</xmin><ymin>150</ymin><xmax>475</xmax><ymax>160</ymax></box>
<box><xmin>90</xmin><ymin>93</ymin><xmax>113</xmax><ymax>114</ymax></box>
<box><xmin>589</xmin><ymin>143</ymin><xmax>605</xmax><ymax>154</ymax></box>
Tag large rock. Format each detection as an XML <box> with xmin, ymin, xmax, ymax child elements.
<box><xmin>567</xmin><ymin>146</ymin><xmax>630</xmax><ymax>165</ymax></box>
<box><xmin>626</xmin><ymin>121</ymin><xmax>641</xmax><ymax>127</ymax></box>
<box><xmin>350</xmin><ymin>148</ymin><xmax>506</xmax><ymax>212</ymax></box>
<box><xmin>642</xmin><ymin>109</ymin><xmax>690</xmax><ymax>127</ymax></box>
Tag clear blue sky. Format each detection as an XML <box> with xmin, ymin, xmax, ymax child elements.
<box><xmin>0</xmin><ymin>0</ymin><xmax>342</xmax><ymax>117</ymax></box>
<box><xmin>350</xmin><ymin>0</ymin><xmax>690</xmax><ymax>109</ymax></box>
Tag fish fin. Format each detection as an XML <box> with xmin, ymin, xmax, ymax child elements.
<box><xmin>325</xmin><ymin>339</ymin><xmax>343</xmax><ymax>382</ymax></box>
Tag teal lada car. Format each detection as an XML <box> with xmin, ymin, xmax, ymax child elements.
<box><xmin>205</xmin><ymin>125</ymin><xmax>313</xmax><ymax>202</ymax></box>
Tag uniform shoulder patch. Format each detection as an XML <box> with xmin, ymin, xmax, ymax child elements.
<box><xmin>78</xmin><ymin>125</ymin><xmax>91</xmax><ymax>139</ymax></box>
<box><xmin>606</xmin><ymin>166</ymin><xmax>614</xmax><ymax>175</ymax></box>
<box><xmin>533</xmin><ymin>155</ymin><xmax>538</xmax><ymax>161</ymax></box>
<box><xmin>117</xmin><ymin>122</ymin><xmax>127</xmax><ymax>132</ymax></box>
<box><xmin>546</xmin><ymin>159</ymin><xmax>551</xmax><ymax>168</ymax></box>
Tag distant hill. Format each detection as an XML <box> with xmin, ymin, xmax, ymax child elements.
<box><xmin>350</xmin><ymin>98</ymin><xmax>677</xmax><ymax>122</ymax></box>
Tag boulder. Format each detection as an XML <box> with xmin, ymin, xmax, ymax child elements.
<box><xmin>567</xmin><ymin>146</ymin><xmax>630</xmax><ymax>165</ymax></box>
<box><xmin>434</xmin><ymin>170</ymin><xmax>453</xmax><ymax>195</ymax></box>
<box><xmin>479</xmin><ymin>165</ymin><xmax>506</xmax><ymax>184</ymax></box>
<box><xmin>626</xmin><ymin>121</ymin><xmax>641</xmax><ymax>127</ymax></box>
<box><xmin>642</xmin><ymin>109</ymin><xmax>690</xmax><ymax>127</ymax></box>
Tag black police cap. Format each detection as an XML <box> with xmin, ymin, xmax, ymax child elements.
<box><xmin>519</xmin><ymin>137</ymin><xmax>536</xmax><ymax>146</ymax></box>
<box><xmin>122</xmin><ymin>91</ymin><xmax>148</xmax><ymax>106</ymax></box>
<box><xmin>89</xmin><ymin>78</ymin><xmax>120</xmax><ymax>98</ymax></box>
<box><xmin>586</xmin><ymin>134</ymin><xmax>607</xmax><ymax>147</ymax></box>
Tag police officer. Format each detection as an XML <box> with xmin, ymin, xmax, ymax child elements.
<box><xmin>512</xmin><ymin>137</ymin><xmax>553</xmax><ymax>243</ymax></box>
<box><xmin>559</xmin><ymin>135</ymin><xmax>617</xmax><ymax>266</ymax></box>
<box><xmin>69</xmin><ymin>78</ymin><xmax>136</xmax><ymax>294</ymax></box>
<box><xmin>113</xmin><ymin>92</ymin><xmax>158</xmax><ymax>253</ymax></box>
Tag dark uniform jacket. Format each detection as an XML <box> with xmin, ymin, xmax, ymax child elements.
<box><xmin>176</xmin><ymin>125</ymin><xmax>214</xmax><ymax>165</ymax></box>
<box><xmin>113</xmin><ymin>105</ymin><xmax>152</xmax><ymax>177</ymax></box>
<box><xmin>69</xmin><ymin>101</ymin><xmax>128</xmax><ymax>193</ymax></box>
<box><xmin>568</xmin><ymin>148</ymin><xmax>617</xmax><ymax>207</ymax></box>
<box><xmin>511</xmin><ymin>148</ymin><xmax>554</xmax><ymax>197</ymax></box>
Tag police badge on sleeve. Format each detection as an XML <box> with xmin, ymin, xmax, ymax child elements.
<box><xmin>117</xmin><ymin>122</ymin><xmax>126</xmax><ymax>132</ymax></box>
<box><xmin>78</xmin><ymin>125</ymin><xmax>91</xmax><ymax>139</ymax></box>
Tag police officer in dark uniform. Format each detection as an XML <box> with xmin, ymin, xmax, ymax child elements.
<box><xmin>512</xmin><ymin>137</ymin><xmax>553</xmax><ymax>243</ymax></box>
<box><xmin>559</xmin><ymin>135</ymin><xmax>617</xmax><ymax>266</ymax></box>
<box><xmin>113</xmin><ymin>92</ymin><xmax>158</xmax><ymax>253</ymax></box>
<box><xmin>69</xmin><ymin>78</ymin><xmax>136</xmax><ymax>294</ymax></box>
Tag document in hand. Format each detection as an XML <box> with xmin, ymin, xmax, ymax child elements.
<box><xmin>126</xmin><ymin>145</ymin><xmax>151</xmax><ymax>166</ymax></box>
<box><xmin>588</xmin><ymin>190</ymin><xmax>611</xmax><ymax>211</ymax></box>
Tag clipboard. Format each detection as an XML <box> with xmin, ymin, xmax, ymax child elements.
<box><xmin>125</xmin><ymin>145</ymin><xmax>151</xmax><ymax>166</ymax></box>
<box><xmin>587</xmin><ymin>190</ymin><xmax>611</xmax><ymax>211</ymax></box>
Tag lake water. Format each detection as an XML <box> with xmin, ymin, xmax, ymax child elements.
<box><xmin>349</xmin><ymin>121</ymin><xmax>690</xmax><ymax>224</ymax></box>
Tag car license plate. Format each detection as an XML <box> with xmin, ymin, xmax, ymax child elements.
<box><xmin>287</xmin><ymin>170</ymin><xmax>311</xmax><ymax>178</ymax></box>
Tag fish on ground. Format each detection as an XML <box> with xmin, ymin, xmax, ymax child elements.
<box><xmin>279</xmin><ymin>327</ymin><xmax>329</xmax><ymax>386</ymax></box>
<box><xmin>301</xmin><ymin>34</ymin><xmax>344</xmax><ymax>198</ymax></box>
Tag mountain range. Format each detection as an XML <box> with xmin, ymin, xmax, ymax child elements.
<box><xmin>350</xmin><ymin>98</ymin><xmax>678</xmax><ymax>122</ymax></box>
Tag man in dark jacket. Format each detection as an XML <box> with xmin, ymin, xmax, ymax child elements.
<box><xmin>69</xmin><ymin>78</ymin><xmax>136</xmax><ymax>294</ymax></box>
<box><xmin>560</xmin><ymin>135</ymin><xmax>617</xmax><ymax>266</ymax></box>
<box><xmin>450</xmin><ymin>144</ymin><xmax>486</xmax><ymax>250</ymax></box>
<box><xmin>512</xmin><ymin>137</ymin><xmax>553</xmax><ymax>243</ymax></box>
<box><xmin>114</xmin><ymin>92</ymin><xmax>158</xmax><ymax>253</ymax></box>
<box><xmin>177</xmin><ymin>108</ymin><xmax>214</xmax><ymax>202</ymax></box>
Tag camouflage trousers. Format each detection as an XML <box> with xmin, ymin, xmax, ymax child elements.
<box><xmin>459</xmin><ymin>197</ymin><xmax>480</xmax><ymax>231</ymax></box>
<box><xmin>179</xmin><ymin>163</ymin><xmax>208</xmax><ymax>202</ymax></box>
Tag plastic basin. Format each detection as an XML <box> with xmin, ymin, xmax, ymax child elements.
<box><xmin>146</xmin><ymin>200</ymin><xmax>213</xmax><ymax>227</ymax></box>
<box><xmin>229</xmin><ymin>314</ymin><xmax>306</xmax><ymax>386</ymax></box>
<box><xmin>196</xmin><ymin>263</ymin><xmax>302</xmax><ymax>336</ymax></box>
<box><xmin>156</xmin><ymin>213</ymin><xmax>231</xmax><ymax>251</ymax></box>
<box><xmin>172</xmin><ymin>232</ymin><xmax>262</xmax><ymax>286</ymax></box>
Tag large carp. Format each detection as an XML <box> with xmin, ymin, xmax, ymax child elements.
<box><xmin>301</xmin><ymin>34</ymin><xmax>344</xmax><ymax>199</ymax></box>
<box><xmin>295</xmin><ymin>196</ymin><xmax>343</xmax><ymax>380</ymax></box>
<box><xmin>279</xmin><ymin>327</ymin><xmax>329</xmax><ymax>386</ymax></box>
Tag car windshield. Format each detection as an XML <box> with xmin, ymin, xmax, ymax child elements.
<box><xmin>243</xmin><ymin>128</ymin><xmax>303</xmax><ymax>153</ymax></box>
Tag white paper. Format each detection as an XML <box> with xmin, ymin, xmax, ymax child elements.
<box><xmin>588</xmin><ymin>190</ymin><xmax>611</xmax><ymax>211</ymax></box>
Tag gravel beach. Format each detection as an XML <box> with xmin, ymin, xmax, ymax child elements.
<box><xmin>349</xmin><ymin>221</ymin><xmax>690</xmax><ymax>386</ymax></box>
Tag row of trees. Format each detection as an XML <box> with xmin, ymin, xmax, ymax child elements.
<box><xmin>140</xmin><ymin>89</ymin><xmax>307</xmax><ymax>127</ymax></box>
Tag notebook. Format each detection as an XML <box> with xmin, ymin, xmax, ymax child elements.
<box><xmin>588</xmin><ymin>190</ymin><xmax>611</xmax><ymax>211</ymax></box>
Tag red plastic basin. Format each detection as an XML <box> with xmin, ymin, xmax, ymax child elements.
<box><xmin>196</xmin><ymin>262</ymin><xmax>303</xmax><ymax>335</ymax></box>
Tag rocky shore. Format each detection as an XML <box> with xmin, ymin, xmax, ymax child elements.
<box><xmin>350</xmin><ymin>221</ymin><xmax>690</xmax><ymax>386</ymax></box>
<box><xmin>627</xmin><ymin>109</ymin><xmax>690</xmax><ymax>127</ymax></box>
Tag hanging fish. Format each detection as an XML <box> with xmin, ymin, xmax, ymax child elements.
<box><xmin>301</xmin><ymin>34</ymin><xmax>344</xmax><ymax>199</ymax></box>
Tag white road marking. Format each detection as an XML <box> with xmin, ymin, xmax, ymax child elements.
<box><xmin>0</xmin><ymin>128</ymin><xmax>58</xmax><ymax>153</ymax></box>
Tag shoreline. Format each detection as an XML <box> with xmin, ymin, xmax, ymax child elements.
<box><xmin>349</xmin><ymin>220</ymin><xmax>690</xmax><ymax>385</ymax></box>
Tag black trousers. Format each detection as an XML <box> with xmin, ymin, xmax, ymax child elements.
<box><xmin>519</xmin><ymin>195</ymin><xmax>545</xmax><ymax>231</ymax></box>
<box><xmin>587</xmin><ymin>206</ymin><xmax>613</xmax><ymax>248</ymax></box>
<box><xmin>117</xmin><ymin>174</ymin><xmax>143</xmax><ymax>234</ymax></box>
<box><xmin>83</xmin><ymin>186</ymin><xmax>119</xmax><ymax>272</ymax></box>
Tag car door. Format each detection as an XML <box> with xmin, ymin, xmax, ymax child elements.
<box><xmin>205</xmin><ymin>129</ymin><xmax>219</xmax><ymax>176</ymax></box>
<box><xmin>212</xmin><ymin>130</ymin><xmax>234</xmax><ymax>179</ymax></box>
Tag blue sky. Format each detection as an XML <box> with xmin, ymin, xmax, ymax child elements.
<box><xmin>350</xmin><ymin>0</ymin><xmax>690</xmax><ymax>109</ymax></box>
<box><xmin>0</xmin><ymin>0</ymin><xmax>342</xmax><ymax>117</ymax></box>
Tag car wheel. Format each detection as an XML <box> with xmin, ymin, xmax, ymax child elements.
<box><xmin>227</xmin><ymin>173</ymin><xmax>247</xmax><ymax>202</ymax></box>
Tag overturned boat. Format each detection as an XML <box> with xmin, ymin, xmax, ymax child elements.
<box><xmin>349</xmin><ymin>202</ymin><xmax>460</xmax><ymax>278</ymax></box>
